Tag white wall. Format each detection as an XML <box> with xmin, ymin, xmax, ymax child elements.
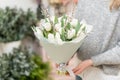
<box><xmin>0</xmin><ymin>0</ymin><xmax>38</xmax><ymax>12</ymax></box>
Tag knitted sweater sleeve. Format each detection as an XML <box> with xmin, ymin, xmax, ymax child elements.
<box><xmin>91</xmin><ymin>15</ymin><xmax>120</xmax><ymax>66</ymax></box>
<box><xmin>91</xmin><ymin>42</ymin><xmax>120</xmax><ymax>66</ymax></box>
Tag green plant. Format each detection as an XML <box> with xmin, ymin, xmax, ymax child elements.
<box><xmin>0</xmin><ymin>48</ymin><xmax>51</xmax><ymax>80</ymax></box>
<box><xmin>22</xmin><ymin>55</ymin><xmax>51</xmax><ymax>80</ymax></box>
<box><xmin>0</xmin><ymin>7</ymin><xmax>38</xmax><ymax>42</ymax></box>
<box><xmin>37</xmin><ymin>4</ymin><xmax>44</xmax><ymax>19</ymax></box>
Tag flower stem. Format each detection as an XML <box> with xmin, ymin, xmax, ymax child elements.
<box><xmin>41</xmin><ymin>7</ymin><xmax>55</xmax><ymax>32</ymax></box>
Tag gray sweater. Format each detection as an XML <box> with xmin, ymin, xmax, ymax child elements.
<box><xmin>76</xmin><ymin>0</ymin><xmax>120</xmax><ymax>75</ymax></box>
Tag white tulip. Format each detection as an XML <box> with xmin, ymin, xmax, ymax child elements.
<box><xmin>77</xmin><ymin>19</ymin><xmax>87</xmax><ymax>36</ymax></box>
<box><xmin>55</xmin><ymin>32</ymin><xmax>62</xmax><ymax>44</ymax></box>
<box><xmin>80</xmin><ymin>19</ymin><xmax>87</xmax><ymax>27</ymax></box>
<box><xmin>70</xmin><ymin>19</ymin><xmax>78</xmax><ymax>27</ymax></box>
<box><xmin>34</xmin><ymin>27</ymin><xmax>43</xmax><ymax>39</ymax></box>
<box><xmin>40</xmin><ymin>19</ymin><xmax>46</xmax><ymax>24</ymax></box>
<box><xmin>58</xmin><ymin>16</ymin><xmax>67</xmax><ymax>23</ymax></box>
<box><xmin>37</xmin><ymin>21</ymin><xmax>45</xmax><ymax>30</ymax></box>
<box><xmin>67</xmin><ymin>29</ymin><xmax>76</xmax><ymax>39</ymax></box>
<box><xmin>48</xmin><ymin>33</ymin><xmax>55</xmax><ymax>43</ymax></box>
<box><xmin>43</xmin><ymin>22</ymin><xmax>51</xmax><ymax>31</ymax></box>
<box><xmin>77</xmin><ymin>25</ymin><xmax>86</xmax><ymax>37</ymax></box>
<box><xmin>44</xmin><ymin>18</ymin><xmax>50</xmax><ymax>22</ymax></box>
<box><xmin>77</xmin><ymin>19</ymin><xmax>93</xmax><ymax>36</ymax></box>
<box><xmin>58</xmin><ymin>28</ymin><xmax>62</xmax><ymax>34</ymax></box>
<box><xmin>85</xmin><ymin>25</ymin><xmax>93</xmax><ymax>33</ymax></box>
<box><xmin>80</xmin><ymin>19</ymin><xmax>93</xmax><ymax>33</ymax></box>
<box><xmin>50</xmin><ymin>16</ymin><xmax>55</xmax><ymax>22</ymax></box>
<box><xmin>58</xmin><ymin>17</ymin><xmax>62</xmax><ymax>22</ymax></box>
<box><xmin>55</xmin><ymin>23</ymin><xmax>62</xmax><ymax>34</ymax></box>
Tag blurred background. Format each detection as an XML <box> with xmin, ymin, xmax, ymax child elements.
<box><xmin>0</xmin><ymin>0</ymin><xmax>78</xmax><ymax>80</ymax></box>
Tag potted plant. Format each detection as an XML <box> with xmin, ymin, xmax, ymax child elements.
<box><xmin>0</xmin><ymin>48</ymin><xmax>51</xmax><ymax>80</ymax></box>
<box><xmin>0</xmin><ymin>7</ymin><xmax>38</xmax><ymax>54</ymax></box>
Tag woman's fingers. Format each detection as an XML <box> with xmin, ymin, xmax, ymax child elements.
<box><xmin>74</xmin><ymin>69</ymin><xmax>83</xmax><ymax>75</ymax></box>
<box><xmin>74</xmin><ymin>66</ymin><xmax>85</xmax><ymax>75</ymax></box>
<box><xmin>72</xmin><ymin>66</ymin><xmax>80</xmax><ymax>72</ymax></box>
<box><xmin>72</xmin><ymin>60</ymin><xmax>93</xmax><ymax>75</ymax></box>
<box><xmin>73</xmin><ymin>66</ymin><xmax>84</xmax><ymax>75</ymax></box>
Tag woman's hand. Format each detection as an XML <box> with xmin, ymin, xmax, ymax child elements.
<box><xmin>61</xmin><ymin>0</ymin><xmax>78</xmax><ymax>6</ymax></box>
<box><xmin>50</xmin><ymin>60</ymin><xmax>75</xmax><ymax>80</ymax></box>
<box><xmin>72</xmin><ymin>59</ymin><xmax>93</xmax><ymax>75</ymax></box>
<box><xmin>61</xmin><ymin>0</ymin><xmax>70</xmax><ymax>5</ymax></box>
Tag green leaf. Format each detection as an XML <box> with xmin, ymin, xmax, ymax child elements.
<box><xmin>75</xmin><ymin>22</ymin><xmax>81</xmax><ymax>34</ymax></box>
<box><xmin>61</xmin><ymin>17</ymin><xmax>64</xmax><ymax>27</ymax></box>
<box><xmin>54</xmin><ymin>16</ymin><xmax>58</xmax><ymax>24</ymax></box>
<box><xmin>43</xmin><ymin>30</ymin><xmax>48</xmax><ymax>38</ymax></box>
<box><xmin>66</xmin><ymin>22</ymin><xmax>71</xmax><ymax>30</ymax></box>
<box><xmin>31</xmin><ymin>26</ymin><xmax>36</xmax><ymax>32</ymax></box>
<box><xmin>60</xmin><ymin>29</ymin><xmax>66</xmax><ymax>41</ymax></box>
<box><xmin>45</xmin><ymin>18</ymin><xmax>48</xmax><ymax>22</ymax></box>
<box><xmin>0</xmin><ymin>7</ymin><xmax>38</xmax><ymax>42</ymax></box>
<box><xmin>82</xmin><ymin>26</ymin><xmax>86</xmax><ymax>33</ymax></box>
<box><xmin>0</xmin><ymin>48</ymin><xmax>51</xmax><ymax>80</ymax></box>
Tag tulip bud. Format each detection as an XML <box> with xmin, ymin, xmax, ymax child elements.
<box><xmin>55</xmin><ymin>32</ymin><xmax>62</xmax><ymax>44</ymax></box>
<box><xmin>55</xmin><ymin>23</ymin><xmax>62</xmax><ymax>34</ymax></box>
<box><xmin>43</xmin><ymin>22</ymin><xmax>51</xmax><ymax>31</ymax></box>
<box><xmin>67</xmin><ymin>29</ymin><xmax>76</xmax><ymax>39</ymax></box>
<box><xmin>70</xmin><ymin>19</ymin><xmax>78</xmax><ymax>27</ymax></box>
<box><xmin>34</xmin><ymin>27</ymin><xmax>43</xmax><ymax>39</ymax></box>
<box><xmin>48</xmin><ymin>33</ymin><xmax>55</xmax><ymax>43</ymax></box>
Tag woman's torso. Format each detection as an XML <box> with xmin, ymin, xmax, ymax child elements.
<box><xmin>76</xmin><ymin>0</ymin><xmax>120</xmax><ymax>60</ymax></box>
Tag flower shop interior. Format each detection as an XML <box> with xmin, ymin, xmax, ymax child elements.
<box><xmin>0</xmin><ymin>0</ymin><xmax>79</xmax><ymax>80</ymax></box>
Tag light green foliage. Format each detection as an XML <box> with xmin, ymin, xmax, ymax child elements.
<box><xmin>0</xmin><ymin>48</ymin><xmax>51</xmax><ymax>80</ymax></box>
<box><xmin>0</xmin><ymin>7</ymin><xmax>38</xmax><ymax>42</ymax></box>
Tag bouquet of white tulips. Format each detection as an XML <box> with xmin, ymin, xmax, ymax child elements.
<box><xmin>32</xmin><ymin>14</ymin><xmax>92</xmax><ymax>63</ymax></box>
<box><xmin>32</xmin><ymin>7</ymin><xmax>93</xmax><ymax>77</ymax></box>
<box><xmin>32</xmin><ymin>15</ymin><xmax>91</xmax><ymax>45</ymax></box>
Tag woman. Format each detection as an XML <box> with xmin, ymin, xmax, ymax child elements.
<box><xmin>61</xmin><ymin>0</ymin><xmax>78</xmax><ymax>5</ymax></box>
<box><xmin>68</xmin><ymin>0</ymin><xmax>120</xmax><ymax>80</ymax></box>
<box><xmin>61</xmin><ymin>0</ymin><xmax>78</xmax><ymax>15</ymax></box>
